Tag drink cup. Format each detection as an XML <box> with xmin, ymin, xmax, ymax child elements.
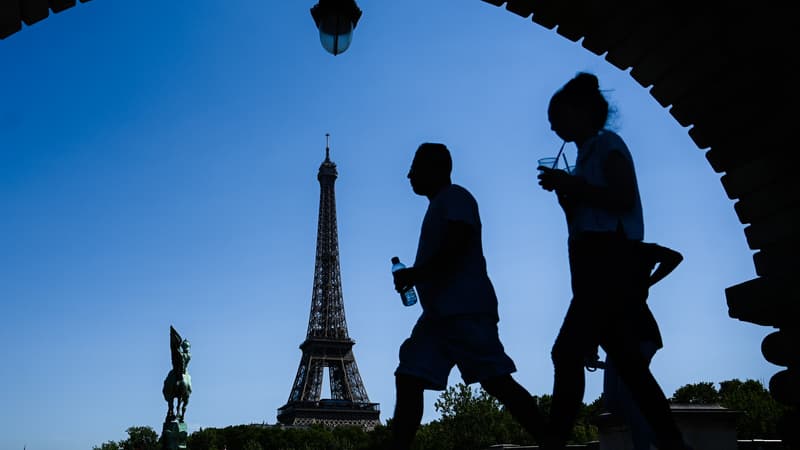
<box><xmin>538</xmin><ymin>156</ymin><xmax>563</xmax><ymax>174</ymax></box>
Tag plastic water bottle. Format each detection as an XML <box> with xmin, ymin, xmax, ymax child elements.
<box><xmin>391</xmin><ymin>256</ymin><xmax>418</xmax><ymax>307</ymax></box>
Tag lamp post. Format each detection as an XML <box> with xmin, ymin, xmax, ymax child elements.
<box><xmin>310</xmin><ymin>0</ymin><xmax>362</xmax><ymax>56</ymax></box>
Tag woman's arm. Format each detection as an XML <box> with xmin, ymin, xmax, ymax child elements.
<box><xmin>648</xmin><ymin>245</ymin><xmax>684</xmax><ymax>287</ymax></box>
<box><xmin>539</xmin><ymin>150</ymin><xmax>636</xmax><ymax>212</ymax></box>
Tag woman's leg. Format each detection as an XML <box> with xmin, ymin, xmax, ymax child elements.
<box><xmin>604</xmin><ymin>341</ymin><xmax>659</xmax><ymax>450</ymax></box>
<box><xmin>549</xmin><ymin>301</ymin><xmax>596</xmax><ymax>449</ymax></box>
<box><xmin>602</xmin><ymin>335</ymin><xmax>685</xmax><ymax>449</ymax></box>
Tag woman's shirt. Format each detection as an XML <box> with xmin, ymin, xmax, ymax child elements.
<box><xmin>568</xmin><ymin>129</ymin><xmax>644</xmax><ymax>241</ymax></box>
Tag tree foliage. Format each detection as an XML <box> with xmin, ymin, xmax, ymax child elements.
<box><xmin>719</xmin><ymin>378</ymin><xmax>791</xmax><ymax>439</ymax></box>
<box><xmin>95</xmin><ymin>377</ymin><xmax>787</xmax><ymax>449</ymax></box>
<box><xmin>421</xmin><ymin>382</ymin><xmax>532</xmax><ymax>449</ymax></box>
<box><xmin>670</xmin><ymin>378</ymin><xmax>791</xmax><ymax>440</ymax></box>
<box><xmin>412</xmin><ymin>382</ymin><xmax>598</xmax><ymax>450</ymax></box>
<box><xmin>124</xmin><ymin>426</ymin><xmax>159</xmax><ymax>450</ymax></box>
<box><xmin>184</xmin><ymin>423</ymin><xmax>383</xmax><ymax>450</ymax></box>
<box><xmin>670</xmin><ymin>381</ymin><xmax>719</xmax><ymax>404</ymax></box>
<box><xmin>92</xmin><ymin>442</ymin><xmax>121</xmax><ymax>450</ymax></box>
<box><xmin>92</xmin><ymin>426</ymin><xmax>158</xmax><ymax>450</ymax></box>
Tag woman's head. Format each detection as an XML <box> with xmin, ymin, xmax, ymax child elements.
<box><xmin>548</xmin><ymin>72</ymin><xmax>610</xmax><ymax>144</ymax></box>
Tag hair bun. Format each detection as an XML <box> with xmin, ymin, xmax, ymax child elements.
<box><xmin>573</xmin><ymin>72</ymin><xmax>599</xmax><ymax>92</ymax></box>
<box><xmin>549</xmin><ymin>71</ymin><xmax>610</xmax><ymax>132</ymax></box>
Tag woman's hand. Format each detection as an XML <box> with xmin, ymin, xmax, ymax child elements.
<box><xmin>537</xmin><ymin>167</ymin><xmax>575</xmax><ymax>192</ymax></box>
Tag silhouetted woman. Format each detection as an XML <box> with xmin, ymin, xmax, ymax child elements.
<box><xmin>536</xmin><ymin>72</ymin><xmax>691</xmax><ymax>450</ymax></box>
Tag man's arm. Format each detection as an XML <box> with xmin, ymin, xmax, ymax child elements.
<box><xmin>393</xmin><ymin>220</ymin><xmax>473</xmax><ymax>292</ymax></box>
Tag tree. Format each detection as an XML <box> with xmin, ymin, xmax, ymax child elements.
<box><xmin>670</xmin><ymin>381</ymin><xmax>720</xmax><ymax>404</ymax></box>
<box><xmin>434</xmin><ymin>382</ymin><xmax>502</xmax><ymax>420</ymax></box>
<box><xmin>418</xmin><ymin>382</ymin><xmax>598</xmax><ymax>449</ymax></box>
<box><xmin>670</xmin><ymin>378</ymin><xmax>791</xmax><ymax>440</ymax></box>
<box><xmin>534</xmin><ymin>393</ymin><xmax>599</xmax><ymax>445</ymax></box>
<box><xmin>718</xmin><ymin>378</ymin><xmax>790</xmax><ymax>440</ymax></box>
<box><xmin>120</xmin><ymin>426</ymin><xmax>159</xmax><ymax>450</ymax></box>
<box><xmin>183</xmin><ymin>422</ymin><xmax>375</xmax><ymax>450</ymax></box>
<box><xmin>92</xmin><ymin>441</ymin><xmax>121</xmax><ymax>450</ymax></box>
<box><xmin>428</xmin><ymin>382</ymin><xmax>528</xmax><ymax>449</ymax></box>
<box><xmin>365</xmin><ymin>422</ymin><xmax>392</xmax><ymax>450</ymax></box>
<box><xmin>572</xmin><ymin>394</ymin><xmax>602</xmax><ymax>444</ymax></box>
<box><xmin>241</xmin><ymin>439</ymin><xmax>263</xmax><ymax>450</ymax></box>
<box><xmin>186</xmin><ymin>426</ymin><xmax>221</xmax><ymax>450</ymax></box>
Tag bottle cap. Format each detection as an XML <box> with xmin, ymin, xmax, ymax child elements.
<box><xmin>391</xmin><ymin>256</ymin><xmax>400</xmax><ymax>264</ymax></box>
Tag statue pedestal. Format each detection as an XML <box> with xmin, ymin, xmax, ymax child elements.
<box><xmin>160</xmin><ymin>419</ymin><xmax>188</xmax><ymax>450</ymax></box>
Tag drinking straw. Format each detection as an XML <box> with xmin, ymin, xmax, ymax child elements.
<box><xmin>561</xmin><ymin>152</ymin><xmax>570</xmax><ymax>173</ymax></box>
<box><xmin>552</xmin><ymin>141</ymin><xmax>566</xmax><ymax>169</ymax></box>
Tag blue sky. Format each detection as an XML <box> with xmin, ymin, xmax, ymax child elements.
<box><xmin>0</xmin><ymin>1</ymin><xmax>775</xmax><ymax>449</ymax></box>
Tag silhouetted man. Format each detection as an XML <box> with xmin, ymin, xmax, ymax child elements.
<box><xmin>389</xmin><ymin>142</ymin><xmax>545</xmax><ymax>450</ymax></box>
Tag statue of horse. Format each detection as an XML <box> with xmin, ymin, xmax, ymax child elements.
<box><xmin>163</xmin><ymin>367</ymin><xmax>192</xmax><ymax>421</ymax></box>
<box><xmin>163</xmin><ymin>326</ymin><xmax>192</xmax><ymax>422</ymax></box>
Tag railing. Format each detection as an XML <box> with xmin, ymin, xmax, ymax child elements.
<box><xmin>737</xmin><ymin>440</ymin><xmax>786</xmax><ymax>450</ymax></box>
<box><xmin>279</xmin><ymin>400</ymin><xmax>380</xmax><ymax>412</ymax></box>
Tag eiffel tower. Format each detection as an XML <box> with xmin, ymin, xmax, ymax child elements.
<box><xmin>277</xmin><ymin>135</ymin><xmax>380</xmax><ymax>429</ymax></box>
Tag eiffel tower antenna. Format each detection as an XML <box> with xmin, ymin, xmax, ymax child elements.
<box><xmin>277</xmin><ymin>135</ymin><xmax>380</xmax><ymax>429</ymax></box>
<box><xmin>325</xmin><ymin>133</ymin><xmax>331</xmax><ymax>161</ymax></box>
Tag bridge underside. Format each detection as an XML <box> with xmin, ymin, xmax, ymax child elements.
<box><xmin>2</xmin><ymin>0</ymin><xmax>797</xmax><ymax>439</ymax></box>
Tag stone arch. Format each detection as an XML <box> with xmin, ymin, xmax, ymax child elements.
<box><xmin>2</xmin><ymin>0</ymin><xmax>796</xmax><ymax>420</ymax></box>
<box><xmin>1</xmin><ymin>0</ymin><xmax>92</xmax><ymax>37</ymax></box>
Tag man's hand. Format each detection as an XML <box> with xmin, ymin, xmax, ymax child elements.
<box><xmin>537</xmin><ymin>166</ymin><xmax>573</xmax><ymax>192</ymax></box>
<box><xmin>392</xmin><ymin>267</ymin><xmax>417</xmax><ymax>294</ymax></box>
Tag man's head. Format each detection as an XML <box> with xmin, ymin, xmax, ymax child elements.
<box><xmin>408</xmin><ymin>142</ymin><xmax>452</xmax><ymax>198</ymax></box>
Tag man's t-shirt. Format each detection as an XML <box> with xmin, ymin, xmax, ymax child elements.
<box><xmin>413</xmin><ymin>184</ymin><xmax>499</xmax><ymax>319</ymax></box>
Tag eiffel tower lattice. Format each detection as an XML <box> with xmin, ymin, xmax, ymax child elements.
<box><xmin>277</xmin><ymin>136</ymin><xmax>380</xmax><ymax>429</ymax></box>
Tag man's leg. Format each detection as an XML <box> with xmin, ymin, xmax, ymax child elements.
<box><xmin>480</xmin><ymin>374</ymin><xmax>547</xmax><ymax>442</ymax></box>
<box><xmin>391</xmin><ymin>373</ymin><xmax>427</xmax><ymax>450</ymax></box>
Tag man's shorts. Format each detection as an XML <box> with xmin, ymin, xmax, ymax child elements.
<box><xmin>395</xmin><ymin>315</ymin><xmax>517</xmax><ymax>390</ymax></box>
